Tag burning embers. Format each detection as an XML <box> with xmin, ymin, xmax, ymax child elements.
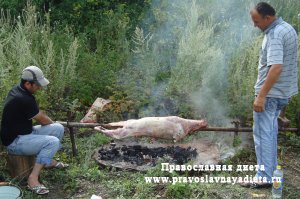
<box><xmin>95</xmin><ymin>142</ymin><xmax>197</xmax><ymax>171</ymax></box>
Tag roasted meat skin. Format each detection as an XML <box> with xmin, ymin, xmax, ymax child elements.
<box><xmin>94</xmin><ymin>116</ymin><xmax>207</xmax><ymax>141</ymax></box>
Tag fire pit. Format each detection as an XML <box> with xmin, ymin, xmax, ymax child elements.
<box><xmin>94</xmin><ymin>138</ymin><xmax>220</xmax><ymax>171</ymax></box>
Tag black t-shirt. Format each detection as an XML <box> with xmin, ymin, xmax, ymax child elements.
<box><xmin>0</xmin><ymin>84</ymin><xmax>39</xmax><ymax>146</ymax></box>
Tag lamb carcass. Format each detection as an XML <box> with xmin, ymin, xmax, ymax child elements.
<box><xmin>94</xmin><ymin>116</ymin><xmax>208</xmax><ymax>141</ymax></box>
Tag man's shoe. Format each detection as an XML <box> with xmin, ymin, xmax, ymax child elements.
<box><xmin>27</xmin><ymin>184</ymin><xmax>49</xmax><ymax>195</ymax></box>
<box><xmin>239</xmin><ymin>181</ymin><xmax>272</xmax><ymax>189</ymax></box>
<box><xmin>251</xmin><ymin>182</ymin><xmax>272</xmax><ymax>189</ymax></box>
<box><xmin>239</xmin><ymin>181</ymin><xmax>252</xmax><ymax>188</ymax></box>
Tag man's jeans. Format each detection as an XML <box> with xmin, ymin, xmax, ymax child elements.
<box><xmin>7</xmin><ymin>123</ymin><xmax>64</xmax><ymax>166</ymax></box>
<box><xmin>253</xmin><ymin>97</ymin><xmax>288</xmax><ymax>182</ymax></box>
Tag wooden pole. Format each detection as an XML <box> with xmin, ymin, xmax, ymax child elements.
<box><xmin>57</xmin><ymin>121</ymin><xmax>298</xmax><ymax>132</ymax></box>
<box><xmin>68</xmin><ymin>126</ymin><xmax>78</xmax><ymax>157</ymax></box>
<box><xmin>197</xmin><ymin>127</ymin><xmax>298</xmax><ymax>132</ymax></box>
<box><xmin>57</xmin><ymin>121</ymin><xmax>122</xmax><ymax>129</ymax></box>
<box><xmin>56</xmin><ymin>120</ymin><xmax>299</xmax><ymax>157</ymax></box>
<box><xmin>232</xmin><ymin>121</ymin><xmax>240</xmax><ymax>147</ymax></box>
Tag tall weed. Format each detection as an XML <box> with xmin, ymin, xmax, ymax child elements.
<box><xmin>0</xmin><ymin>3</ymin><xmax>78</xmax><ymax>117</ymax></box>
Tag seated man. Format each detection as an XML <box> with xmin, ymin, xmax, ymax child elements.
<box><xmin>0</xmin><ymin>66</ymin><xmax>67</xmax><ymax>195</ymax></box>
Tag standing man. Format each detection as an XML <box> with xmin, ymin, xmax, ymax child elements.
<box><xmin>0</xmin><ymin>66</ymin><xmax>68</xmax><ymax>195</ymax></box>
<box><xmin>244</xmin><ymin>2</ymin><xmax>298</xmax><ymax>188</ymax></box>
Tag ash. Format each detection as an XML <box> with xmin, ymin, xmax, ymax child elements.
<box><xmin>97</xmin><ymin>144</ymin><xmax>197</xmax><ymax>166</ymax></box>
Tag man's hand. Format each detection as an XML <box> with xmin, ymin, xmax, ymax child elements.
<box><xmin>253</xmin><ymin>96</ymin><xmax>265</xmax><ymax>112</ymax></box>
<box><xmin>33</xmin><ymin>111</ymin><xmax>54</xmax><ymax>125</ymax></box>
<box><xmin>253</xmin><ymin>64</ymin><xmax>282</xmax><ymax>112</ymax></box>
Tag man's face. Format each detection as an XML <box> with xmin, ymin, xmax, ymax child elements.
<box><xmin>25</xmin><ymin>82</ymin><xmax>42</xmax><ymax>94</ymax></box>
<box><xmin>250</xmin><ymin>9</ymin><xmax>271</xmax><ymax>31</ymax></box>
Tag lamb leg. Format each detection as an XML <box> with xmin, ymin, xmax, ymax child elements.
<box><xmin>94</xmin><ymin>126</ymin><xmax>131</xmax><ymax>139</ymax></box>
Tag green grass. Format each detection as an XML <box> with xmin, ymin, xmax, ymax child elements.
<box><xmin>1</xmin><ymin>129</ymin><xmax>299</xmax><ymax>198</ymax></box>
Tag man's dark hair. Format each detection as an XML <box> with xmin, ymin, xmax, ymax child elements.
<box><xmin>255</xmin><ymin>2</ymin><xmax>276</xmax><ymax>17</ymax></box>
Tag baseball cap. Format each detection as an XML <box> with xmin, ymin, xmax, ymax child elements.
<box><xmin>21</xmin><ymin>66</ymin><xmax>49</xmax><ymax>87</ymax></box>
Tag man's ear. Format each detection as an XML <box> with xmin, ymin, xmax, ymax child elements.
<box><xmin>23</xmin><ymin>81</ymin><xmax>32</xmax><ymax>89</ymax></box>
<box><xmin>24</xmin><ymin>81</ymin><xmax>30</xmax><ymax>86</ymax></box>
<box><xmin>264</xmin><ymin>15</ymin><xmax>272</xmax><ymax>22</ymax></box>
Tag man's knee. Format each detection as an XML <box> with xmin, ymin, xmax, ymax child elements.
<box><xmin>36</xmin><ymin>137</ymin><xmax>60</xmax><ymax>165</ymax></box>
<box><xmin>47</xmin><ymin>136</ymin><xmax>61</xmax><ymax>151</ymax></box>
<box><xmin>54</xmin><ymin>123</ymin><xmax>64</xmax><ymax>132</ymax></box>
<box><xmin>52</xmin><ymin>123</ymin><xmax>65</xmax><ymax>138</ymax></box>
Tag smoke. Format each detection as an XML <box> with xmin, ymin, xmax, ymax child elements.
<box><xmin>115</xmin><ymin>0</ymin><xmax>261</xmax><ymax>160</ymax></box>
<box><xmin>120</xmin><ymin>0</ymin><xmax>256</xmax><ymax>126</ymax></box>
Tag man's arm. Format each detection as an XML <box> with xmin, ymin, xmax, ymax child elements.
<box><xmin>253</xmin><ymin>64</ymin><xmax>283</xmax><ymax>112</ymax></box>
<box><xmin>33</xmin><ymin>111</ymin><xmax>54</xmax><ymax>125</ymax></box>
